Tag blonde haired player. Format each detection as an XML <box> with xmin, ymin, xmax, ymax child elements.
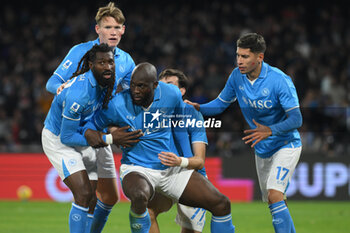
<box><xmin>45</xmin><ymin>2</ymin><xmax>140</xmax><ymax>233</ymax></box>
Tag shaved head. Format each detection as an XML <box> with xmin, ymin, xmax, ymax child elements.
<box><xmin>130</xmin><ymin>62</ymin><xmax>158</xmax><ymax>107</ymax></box>
<box><xmin>132</xmin><ymin>62</ymin><xmax>157</xmax><ymax>83</ymax></box>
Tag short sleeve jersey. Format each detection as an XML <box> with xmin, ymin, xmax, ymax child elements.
<box><xmin>92</xmin><ymin>81</ymin><xmax>186</xmax><ymax>169</ymax></box>
<box><xmin>44</xmin><ymin>70</ymin><xmax>104</xmax><ymax>136</ymax></box>
<box><xmin>53</xmin><ymin>38</ymin><xmax>135</xmax><ymax>90</ymax></box>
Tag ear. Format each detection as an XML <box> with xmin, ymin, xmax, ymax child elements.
<box><xmin>95</xmin><ymin>24</ymin><xmax>100</xmax><ymax>35</ymax></box>
<box><xmin>121</xmin><ymin>25</ymin><xmax>126</xmax><ymax>35</ymax></box>
<box><xmin>258</xmin><ymin>53</ymin><xmax>264</xmax><ymax>63</ymax></box>
<box><xmin>88</xmin><ymin>61</ymin><xmax>93</xmax><ymax>69</ymax></box>
<box><xmin>180</xmin><ymin>87</ymin><xmax>186</xmax><ymax>96</ymax></box>
<box><xmin>153</xmin><ymin>81</ymin><xmax>159</xmax><ymax>89</ymax></box>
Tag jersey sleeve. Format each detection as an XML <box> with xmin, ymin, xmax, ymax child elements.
<box><xmin>46</xmin><ymin>74</ymin><xmax>65</xmax><ymax>94</ymax></box>
<box><xmin>200</xmin><ymin>72</ymin><xmax>236</xmax><ymax>116</ymax></box>
<box><xmin>59</xmin><ymin>81</ymin><xmax>89</xmax><ymax>146</ymax></box>
<box><xmin>218</xmin><ymin>72</ymin><xmax>237</xmax><ymax>103</ymax></box>
<box><xmin>277</xmin><ymin>75</ymin><xmax>300</xmax><ymax>112</ymax></box>
<box><xmin>52</xmin><ymin>45</ymin><xmax>85</xmax><ymax>84</ymax></box>
<box><xmin>186</xmin><ymin>106</ymin><xmax>208</xmax><ymax>144</ymax></box>
<box><xmin>119</xmin><ymin>55</ymin><xmax>136</xmax><ymax>90</ymax></box>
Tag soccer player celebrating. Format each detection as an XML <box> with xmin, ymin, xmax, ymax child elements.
<box><xmin>42</xmin><ymin>44</ymin><xmax>116</xmax><ymax>233</ymax></box>
<box><xmin>84</xmin><ymin>62</ymin><xmax>236</xmax><ymax>233</ymax></box>
<box><xmin>147</xmin><ymin>69</ymin><xmax>208</xmax><ymax>233</ymax></box>
<box><xmin>45</xmin><ymin>3</ymin><xmax>137</xmax><ymax>233</ymax></box>
<box><xmin>186</xmin><ymin>33</ymin><xmax>302</xmax><ymax>233</ymax></box>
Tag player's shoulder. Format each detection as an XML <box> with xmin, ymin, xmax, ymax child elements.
<box><xmin>116</xmin><ymin>47</ymin><xmax>132</xmax><ymax>57</ymax></box>
<box><xmin>227</xmin><ymin>67</ymin><xmax>242</xmax><ymax>82</ymax></box>
<box><xmin>266</xmin><ymin>63</ymin><xmax>293</xmax><ymax>85</ymax></box>
<box><xmin>66</xmin><ymin>73</ymin><xmax>91</xmax><ymax>97</ymax></box>
<box><xmin>69</xmin><ymin>40</ymin><xmax>96</xmax><ymax>56</ymax></box>
<box><xmin>184</xmin><ymin>102</ymin><xmax>202</xmax><ymax>117</ymax></box>
<box><xmin>110</xmin><ymin>89</ymin><xmax>130</xmax><ymax>107</ymax></box>
<box><xmin>159</xmin><ymin>82</ymin><xmax>182</xmax><ymax>98</ymax></box>
<box><xmin>115</xmin><ymin>47</ymin><xmax>134</xmax><ymax>63</ymax></box>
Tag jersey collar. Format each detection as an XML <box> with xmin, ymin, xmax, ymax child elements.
<box><xmin>259</xmin><ymin>62</ymin><xmax>268</xmax><ymax>78</ymax></box>
<box><xmin>154</xmin><ymin>84</ymin><xmax>161</xmax><ymax>101</ymax></box>
<box><xmin>95</xmin><ymin>38</ymin><xmax>121</xmax><ymax>57</ymax></box>
<box><xmin>86</xmin><ymin>70</ymin><xmax>98</xmax><ymax>87</ymax></box>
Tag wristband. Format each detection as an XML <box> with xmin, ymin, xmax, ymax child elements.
<box><xmin>180</xmin><ymin>157</ymin><xmax>189</xmax><ymax>168</ymax></box>
<box><xmin>103</xmin><ymin>134</ymin><xmax>113</xmax><ymax>145</ymax></box>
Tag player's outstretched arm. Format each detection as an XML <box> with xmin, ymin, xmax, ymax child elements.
<box><xmin>46</xmin><ymin>74</ymin><xmax>65</xmax><ymax>95</ymax></box>
<box><xmin>184</xmin><ymin>100</ymin><xmax>200</xmax><ymax>111</ymax></box>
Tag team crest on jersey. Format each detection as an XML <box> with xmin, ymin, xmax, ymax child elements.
<box><xmin>70</xmin><ymin>102</ymin><xmax>80</xmax><ymax>113</ymax></box>
<box><xmin>261</xmin><ymin>88</ymin><xmax>270</xmax><ymax>96</ymax></box>
<box><xmin>119</xmin><ymin>65</ymin><xmax>125</xmax><ymax>73</ymax></box>
<box><xmin>62</xmin><ymin>60</ymin><xmax>72</xmax><ymax>69</ymax></box>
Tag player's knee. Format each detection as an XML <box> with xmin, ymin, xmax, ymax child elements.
<box><xmin>129</xmin><ymin>190</ymin><xmax>150</xmax><ymax>207</ymax></box>
<box><xmin>99</xmin><ymin>192</ymin><xmax>119</xmax><ymax>206</ymax></box>
<box><xmin>74</xmin><ymin>188</ymin><xmax>94</xmax><ymax>207</ymax></box>
<box><xmin>267</xmin><ymin>189</ymin><xmax>284</xmax><ymax>204</ymax></box>
<box><xmin>211</xmin><ymin>194</ymin><xmax>231</xmax><ymax>216</ymax></box>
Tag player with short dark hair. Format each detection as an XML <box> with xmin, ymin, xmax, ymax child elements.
<box><xmin>42</xmin><ymin>44</ymin><xmax>116</xmax><ymax>233</ymax></box>
<box><xmin>45</xmin><ymin>3</ymin><xmax>137</xmax><ymax>232</ymax></box>
<box><xmin>85</xmin><ymin>62</ymin><xmax>236</xmax><ymax>233</ymax></box>
<box><xmin>186</xmin><ymin>32</ymin><xmax>302</xmax><ymax>233</ymax></box>
<box><xmin>147</xmin><ymin>68</ymin><xmax>208</xmax><ymax>233</ymax></box>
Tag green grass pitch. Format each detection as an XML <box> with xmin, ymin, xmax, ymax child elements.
<box><xmin>1</xmin><ymin>201</ymin><xmax>349</xmax><ymax>232</ymax></box>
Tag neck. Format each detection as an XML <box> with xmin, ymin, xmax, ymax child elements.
<box><xmin>247</xmin><ymin>63</ymin><xmax>262</xmax><ymax>81</ymax></box>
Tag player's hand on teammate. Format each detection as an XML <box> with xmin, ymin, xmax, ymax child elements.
<box><xmin>108</xmin><ymin>126</ymin><xmax>143</xmax><ymax>148</ymax></box>
<box><xmin>184</xmin><ymin>100</ymin><xmax>200</xmax><ymax>111</ymax></box>
<box><xmin>158</xmin><ymin>151</ymin><xmax>181</xmax><ymax>167</ymax></box>
<box><xmin>84</xmin><ymin>129</ymin><xmax>108</xmax><ymax>148</ymax></box>
<box><xmin>56</xmin><ymin>81</ymin><xmax>68</xmax><ymax>95</ymax></box>
<box><xmin>242</xmin><ymin>119</ymin><xmax>272</xmax><ymax>148</ymax></box>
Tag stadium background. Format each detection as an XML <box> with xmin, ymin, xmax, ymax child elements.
<box><xmin>0</xmin><ymin>0</ymin><xmax>349</xmax><ymax>202</ymax></box>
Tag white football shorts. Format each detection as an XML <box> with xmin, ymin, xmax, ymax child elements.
<box><xmin>255</xmin><ymin>146</ymin><xmax>302</xmax><ymax>202</ymax></box>
<box><xmin>175</xmin><ymin>201</ymin><xmax>206</xmax><ymax>231</ymax></box>
<box><xmin>42</xmin><ymin>127</ymin><xmax>116</xmax><ymax>181</ymax></box>
<box><xmin>119</xmin><ymin>164</ymin><xmax>194</xmax><ymax>201</ymax></box>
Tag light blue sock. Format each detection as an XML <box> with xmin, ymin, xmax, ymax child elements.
<box><xmin>90</xmin><ymin>199</ymin><xmax>113</xmax><ymax>233</ymax></box>
<box><xmin>69</xmin><ymin>203</ymin><xmax>89</xmax><ymax>233</ymax></box>
<box><xmin>129</xmin><ymin>209</ymin><xmax>151</xmax><ymax>233</ymax></box>
<box><xmin>269</xmin><ymin>201</ymin><xmax>294</xmax><ymax>233</ymax></box>
<box><xmin>84</xmin><ymin>214</ymin><xmax>94</xmax><ymax>233</ymax></box>
<box><xmin>211</xmin><ymin>214</ymin><xmax>235</xmax><ymax>233</ymax></box>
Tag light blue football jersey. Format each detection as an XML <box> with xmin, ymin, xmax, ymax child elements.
<box><xmin>218</xmin><ymin>62</ymin><xmax>302</xmax><ymax>157</ymax></box>
<box><xmin>92</xmin><ymin>81</ymin><xmax>186</xmax><ymax>170</ymax></box>
<box><xmin>174</xmin><ymin>104</ymin><xmax>207</xmax><ymax>176</ymax></box>
<box><xmin>44</xmin><ymin>70</ymin><xmax>105</xmax><ymax>145</ymax></box>
<box><xmin>52</xmin><ymin>38</ymin><xmax>135</xmax><ymax>90</ymax></box>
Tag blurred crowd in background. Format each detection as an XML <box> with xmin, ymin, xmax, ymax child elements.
<box><xmin>0</xmin><ymin>0</ymin><xmax>348</xmax><ymax>157</ymax></box>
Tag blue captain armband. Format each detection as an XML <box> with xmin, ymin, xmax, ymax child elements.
<box><xmin>269</xmin><ymin>108</ymin><xmax>302</xmax><ymax>136</ymax></box>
